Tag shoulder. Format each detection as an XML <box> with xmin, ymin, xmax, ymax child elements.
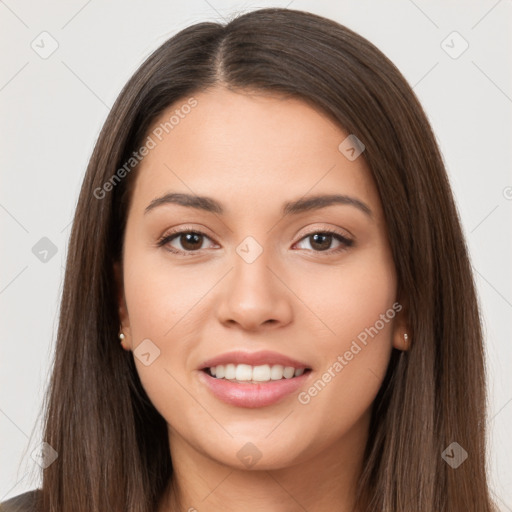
<box><xmin>0</xmin><ymin>489</ymin><xmax>41</xmax><ymax>512</ymax></box>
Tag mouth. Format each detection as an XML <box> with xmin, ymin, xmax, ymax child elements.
<box><xmin>197</xmin><ymin>350</ymin><xmax>313</xmax><ymax>408</ymax></box>
<box><xmin>202</xmin><ymin>364</ymin><xmax>312</xmax><ymax>383</ymax></box>
<box><xmin>197</xmin><ymin>350</ymin><xmax>313</xmax><ymax>407</ymax></box>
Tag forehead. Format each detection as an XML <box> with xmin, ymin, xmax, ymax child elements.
<box><xmin>129</xmin><ymin>87</ymin><xmax>382</xmax><ymax>219</ymax></box>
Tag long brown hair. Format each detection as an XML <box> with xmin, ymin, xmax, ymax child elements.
<box><xmin>39</xmin><ymin>7</ymin><xmax>497</xmax><ymax>511</ymax></box>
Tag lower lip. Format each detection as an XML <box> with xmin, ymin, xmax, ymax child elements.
<box><xmin>197</xmin><ymin>370</ymin><xmax>311</xmax><ymax>408</ymax></box>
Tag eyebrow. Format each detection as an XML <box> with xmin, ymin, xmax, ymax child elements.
<box><xmin>144</xmin><ymin>192</ymin><xmax>373</xmax><ymax>218</ymax></box>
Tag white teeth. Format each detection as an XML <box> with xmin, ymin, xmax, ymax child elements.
<box><xmin>235</xmin><ymin>364</ymin><xmax>253</xmax><ymax>381</ymax></box>
<box><xmin>225</xmin><ymin>363</ymin><xmax>236</xmax><ymax>380</ymax></box>
<box><xmin>252</xmin><ymin>364</ymin><xmax>271</xmax><ymax>381</ymax></box>
<box><xmin>283</xmin><ymin>366</ymin><xmax>295</xmax><ymax>379</ymax></box>
<box><xmin>270</xmin><ymin>364</ymin><xmax>284</xmax><ymax>380</ymax></box>
<box><xmin>207</xmin><ymin>363</ymin><xmax>308</xmax><ymax>382</ymax></box>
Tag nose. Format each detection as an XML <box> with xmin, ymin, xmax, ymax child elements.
<box><xmin>215</xmin><ymin>244</ymin><xmax>293</xmax><ymax>332</ymax></box>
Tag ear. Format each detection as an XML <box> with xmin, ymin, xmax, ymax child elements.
<box><xmin>114</xmin><ymin>261</ymin><xmax>132</xmax><ymax>351</ymax></box>
<box><xmin>391</xmin><ymin>298</ymin><xmax>411</xmax><ymax>352</ymax></box>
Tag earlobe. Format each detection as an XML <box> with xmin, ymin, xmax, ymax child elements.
<box><xmin>391</xmin><ymin>298</ymin><xmax>411</xmax><ymax>351</ymax></box>
<box><xmin>393</xmin><ymin>331</ymin><xmax>411</xmax><ymax>351</ymax></box>
<box><xmin>114</xmin><ymin>261</ymin><xmax>131</xmax><ymax>351</ymax></box>
<box><xmin>119</xmin><ymin>330</ymin><xmax>130</xmax><ymax>351</ymax></box>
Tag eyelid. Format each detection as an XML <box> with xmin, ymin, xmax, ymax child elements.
<box><xmin>295</xmin><ymin>224</ymin><xmax>354</xmax><ymax>242</ymax></box>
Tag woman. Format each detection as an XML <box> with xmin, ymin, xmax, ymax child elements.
<box><xmin>1</xmin><ymin>7</ymin><xmax>498</xmax><ymax>512</ymax></box>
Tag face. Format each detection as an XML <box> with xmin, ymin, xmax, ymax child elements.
<box><xmin>117</xmin><ymin>87</ymin><xmax>408</xmax><ymax>471</ymax></box>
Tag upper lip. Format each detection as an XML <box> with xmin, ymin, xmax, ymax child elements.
<box><xmin>199</xmin><ymin>350</ymin><xmax>312</xmax><ymax>370</ymax></box>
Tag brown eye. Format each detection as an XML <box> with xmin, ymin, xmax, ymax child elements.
<box><xmin>295</xmin><ymin>230</ymin><xmax>353</xmax><ymax>254</ymax></box>
<box><xmin>309</xmin><ymin>233</ymin><xmax>334</xmax><ymax>251</ymax></box>
<box><xmin>177</xmin><ymin>232</ymin><xmax>204</xmax><ymax>251</ymax></box>
<box><xmin>158</xmin><ymin>230</ymin><xmax>215</xmax><ymax>254</ymax></box>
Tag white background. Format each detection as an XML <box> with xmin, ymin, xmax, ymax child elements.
<box><xmin>1</xmin><ymin>0</ymin><xmax>511</xmax><ymax>508</ymax></box>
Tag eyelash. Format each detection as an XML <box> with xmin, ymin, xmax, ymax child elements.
<box><xmin>157</xmin><ymin>227</ymin><xmax>354</xmax><ymax>256</ymax></box>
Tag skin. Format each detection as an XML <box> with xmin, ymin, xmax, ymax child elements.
<box><xmin>116</xmin><ymin>87</ymin><xmax>409</xmax><ymax>512</ymax></box>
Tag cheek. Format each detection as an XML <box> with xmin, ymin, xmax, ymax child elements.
<box><xmin>121</xmin><ymin>243</ymin><xmax>219</xmax><ymax>419</ymax></box>
<box><xmin>122</xmin><ymin>244</ymin><xmax>208</xmax><ymax>340</ymax></box>
<box><xmin>122</xmin><ymin>258</ymin><xmax>197</xmax><ymax>423</ymax></box>
<box><xmin>293</xmin><ymin>247</ymin><xmax>397</xmax><ymax>436</ymax></box>
<box><xmin>291</xmin><ymin>243</ymin><xmax>397</xmax><ymax>345</ymax></box>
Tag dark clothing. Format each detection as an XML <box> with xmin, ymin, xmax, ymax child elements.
<box><xmin>0</xmin><ymin>490</ymin><xmax>41</xmax><ymax>512</ymax></box>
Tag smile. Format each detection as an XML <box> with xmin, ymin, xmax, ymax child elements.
<box><xmin>205</xmin><ymin>363</ymin><xmax>309</xmax><ymax>382</ymax></box>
